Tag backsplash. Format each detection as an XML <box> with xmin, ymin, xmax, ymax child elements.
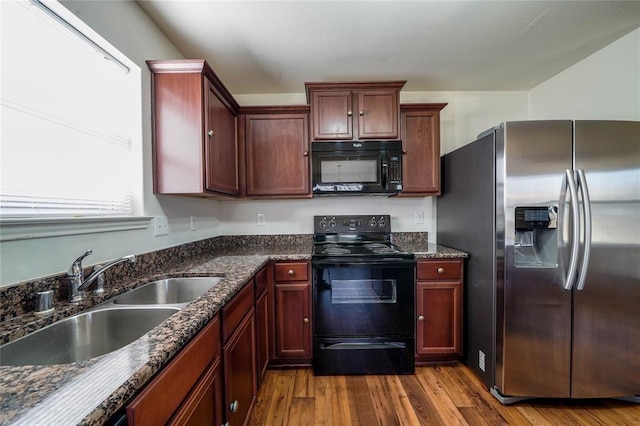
<box><xmin>0</xmin><ymin>234</ymin><xmax>313</xmax><ymax>322</ymax></box>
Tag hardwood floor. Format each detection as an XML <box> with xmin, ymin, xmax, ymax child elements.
<box><xmin>249</xmin><ymin>364</ymin><xmax>640</xmax><ymax>425</ymax></box>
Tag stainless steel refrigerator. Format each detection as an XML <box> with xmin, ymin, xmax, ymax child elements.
<box><xmin>437</xmin><ymin>120</ymin><xmax>639</xmax><ymax>404</ymax></box>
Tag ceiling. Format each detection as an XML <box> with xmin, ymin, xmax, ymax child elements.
<box><xmin>136</xmin><ymin>0</ymin><xmax>640</xmax><ymax>95</ymax></box>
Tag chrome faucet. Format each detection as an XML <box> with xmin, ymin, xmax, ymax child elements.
<box><xmin>67</xmin><ymin>249</ymin><xmax>136</xmax><ymax>302</ymax></box>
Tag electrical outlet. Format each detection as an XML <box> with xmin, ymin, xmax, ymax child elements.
<box><xmin>257</xmin><ymin>213</ymin><xmax>266</xmax><ymax>226</ymax></box>
<box><xmin>190</xmin><ymin>216</ymin><xmax>198</xmax><ymax>231</ymax></box>
<box><xmin>479</xmin><ymin>350</ymin><xmax>486</xmax><ymax>372</ymax></box>
<box><xmin>414</xmin><ymin>211</ymin><xmax>425</xmax><ymax>224</ymax></box>
<box><xmin>153</xmin><ymin>216</ymin><xmax>169</xmax><ymax>236</ymax></box>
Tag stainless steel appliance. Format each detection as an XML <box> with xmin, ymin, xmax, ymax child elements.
<box><xmin>311</xmin><ymin>141</ymin><xmax>403</xmax><ymax>195</ymax></box>
<box><xmin>437</xmin><ymin>120</ymin><xmax>639</xmax><ymax>404</ymax></box>
<box><xmin>312</xmin><ymin>215</ymin><xmax>416</xmax><ymax>375</ymax></box>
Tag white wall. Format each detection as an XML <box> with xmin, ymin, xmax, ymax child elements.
<box><xmin>529</xmin><ymin>28</ymin><xmax>640</xmax><ymax>120</ymax></box>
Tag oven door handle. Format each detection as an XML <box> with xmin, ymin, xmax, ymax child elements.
<box><xmin>312</xmin><ymin>259</ymin><xmax>416</xmax><ymax>267</ymax></box>
<box><xmin>321</xmin><ymin>342</ymin><xmax>407</xmax><ymax>350</ymax></box>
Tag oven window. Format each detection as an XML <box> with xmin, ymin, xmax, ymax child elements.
<box><xmin>320</xmin><ymin>159</ymin><xmax>378</xmax><ymax>183</ymax></box>
<box><xmin>331</xmin><ymin>279</ymin><xmax>396</xmax><ymax>304</ymax></box>
<box><xmin>313</xmin><ymin>264</ymin><xmax>414</xmax><ymax>338</ymax></box>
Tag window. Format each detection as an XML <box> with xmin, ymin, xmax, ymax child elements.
<box><xmin>0</xmin><ymin>0</ymin><xmax>143</xmax><ymax>222</ymax></box>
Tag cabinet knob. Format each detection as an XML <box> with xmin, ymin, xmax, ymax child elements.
<box><xmin>437</xmin><ymin>267</ymin><xmax>445</xmax><ymax>274</ymax></box>
<box><xmin>402</xmin><ymin>149</ymin><xmax>407</xmax><ymax>154</ymax></box>
<box><xmin>303</xmin><ymin>151</ymin><xmax>309</xmax><ymax>157</ymax></box>
<box><xmin>230</xmin><ymin>400</ymin><xmax>239</xmax><ymax>413</ymax></box>
<box><xmin>303</xmin><ymin>317</ymin><xmax>310</xmax><ymax>324</ymax></box>
<box><xmin>418</xmin><ymin>315</ymin><xmax>425</xmax><ymax>321</ymax></box>
<box><xmin>347</xmin><ymin>111</ymin><xmax>353</xmax><ymax>117</ymax></box>
<box><xmin>208</xmin><ymin>130</ymin><xmax>214</xmax><ymax>137</ymax></box>
<box><xmin>359</xmin><ymin>110</ymin><xmax>365</xmax><ymax>116</ymax></box>
<box><xmin>288</xmin><ymin>269</ymin><xmax>295</xmax><ymax>276</ymax></box>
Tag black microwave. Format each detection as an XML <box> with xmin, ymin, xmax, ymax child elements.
<box><xmin>311</xmin><ymin>141</ymin><xmax>403</xmax><ymax>195</ymax></box>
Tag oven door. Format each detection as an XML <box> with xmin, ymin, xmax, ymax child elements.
<box><xmin>313</xmin><ymin>259</ymin><xmax>415</xmax><ymax>338</ymax></box>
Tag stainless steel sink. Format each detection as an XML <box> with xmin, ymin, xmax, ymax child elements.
<box><xmin>0</xmin><ymin>307</ymin><xmax>179</xmax><ymax>366</ymax></box>
<box><xmin>113</xmin><ymin>277</ymin><xmax>223</xmax><ymax>305</ymax></box>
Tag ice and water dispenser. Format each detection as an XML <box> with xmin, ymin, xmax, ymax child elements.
<box><xmin>514</xmin><ymin>206</ymin><xmax>558</xmax><ymax>268</ymax></box>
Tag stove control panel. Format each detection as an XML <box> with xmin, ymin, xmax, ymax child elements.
<box><xmin>314</xmin><ymin>215</ymin><xmax>391</xmax><ymax>234</ymax></box>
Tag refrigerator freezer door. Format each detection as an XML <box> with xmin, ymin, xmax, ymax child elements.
<box><xmin>496</xmin><ymin>121</ymin><xmax>574</xmax><ymax>398</ymax></box>
<box><xmin>572</xmin><ymin>120</ymin><xmax>640</xmax><ymax>398</ymax></box>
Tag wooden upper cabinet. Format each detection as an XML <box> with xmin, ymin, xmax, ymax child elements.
<box><xmin>400</xmin><ymin>103</ymin><xmax>448</xmax><ymax>195</ymax></box>
<box><xmin>205</xmin><ymin>80</ymin><xmax>238</xmax><ymax>194</ymax></box>
<box><xmin>306</xmin><ymin>81</ymin><xmax>405</xmax><ymax>141</ymax></box>
<box><xmin>239</xmin><ymin>106</ymin><xmax>311</xmax><ymax>198</ymax></box>
<box><xmin>147</xmin><ymin>59</ymin><xmax>239</xmax><ymax>197</ymax></box>
<box><xmin>310</xmin><ymin>90</ymin><xmax>353</xmax><ymax>140</ymax></box>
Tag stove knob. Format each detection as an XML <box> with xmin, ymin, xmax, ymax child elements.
<box><xmin>368</xmin><ymin>217</ymin><xmax>377</xmax><ymax>228</ymax></box>
<box><xmin>328</xmin><ymin>217</ymin><xmax>336</xmax><ymax>228</ymax></box>
<box><xmin>319</xmin><ymin>217</ymin><xmax>328</xmax><ymax>228</ymax></box>
<box><xmin>378</xmin><ymin>218</ymin><xmax>386</xmax><ymax>228</ymax></box>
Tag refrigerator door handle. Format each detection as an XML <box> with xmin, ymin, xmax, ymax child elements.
<box><xmin>564</xmin><ymin>169</ymin><xmax>580</xmax><ymax>290</ymax></box>
<box><xmin>575</xmin><ymin>169</ymin><xmax>592</xmax><ymax>290</ymax></box>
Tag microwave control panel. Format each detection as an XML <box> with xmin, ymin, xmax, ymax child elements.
<box><xmin>387</xmin><ymin>155</ymin><xmax>402</xmax><ymax>183</ymax></box>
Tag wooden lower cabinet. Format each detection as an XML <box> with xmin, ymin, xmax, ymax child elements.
<box><xmin>169</xmin><ymin>359</ymin><xmax>223</xmax><ymax>426</ymax></box>
<box><xmin>223</xmin><ymin>308</ymin><xmax>256</xmax><ymax>425</ymax></box>
<box><xmin>254</xmin><ymin>267</ymin><xmax>269</xmax><ymax>386</ymax></box>
<box><xmin>270</xmin><ymin>261</ymin><xmax>312</xmax><ymax>365</ymax></box>
<box><xmin>415</xmin><ymin>259</ymin><xmax>463</xmax><ymax>363</ymax></box>
<box><xmin>126</xmin><ymin>316</ymin><xmax>221</xmax><ymax>426</ymax></box>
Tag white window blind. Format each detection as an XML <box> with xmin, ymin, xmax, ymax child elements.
<box><xmin>0</xmin><ymin>0</ymin><xmax>141</xmax><ymax>218</ymax></box>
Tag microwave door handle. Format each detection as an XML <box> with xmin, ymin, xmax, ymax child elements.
<box><xmin>381</xmin><ymin>162</ymin><xmax>388</xmax><ymax>189</ymax></box>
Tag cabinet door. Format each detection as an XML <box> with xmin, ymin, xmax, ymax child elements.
<box><xmin>169</xmin><ymin>359</ymin><xmax>223</xmax><ymax>426</ymax></box>
<box><xmin>255</xmin><ymin>290</ymin><xmax>269</xmax><ymax>386</ymax></box>
<box><xmin>223</xmin><ymin>309</ymin><xmax>256</xmax><ymax>426</ymax></box>
<box><xmin>400</xmin><ymin>107</ymin><xmax>440</xmax><ymax>194</ymax></box>
<box><xmin>245</xmin><ymin>114</ymin><xmax>310</xmax><ymax>196</ymax></box>
<box><xmin>416</xmin><ymin>281</ymin><xmax>462</xmax><ymax>356</ymax></box>
<box><xmin>205</xmin><ymin>80</ymin><xmax>239</xmax><ymax>195</ymax></box>
<box><xmin>357</xmin><ymin>89</ymin><xmax>399</xmax><ymax>139</ymax></box>
<box><xmin>310</xmin><ymin>90</ymin><xmax>353</xmax><ymax>140</ymax></box>
<box><xmin>274</xmin><ymin>283</ymin><xmax>311</xmax><ymax>358</ymax></box>
<box><xmin>126</xmin><ymin>317</ymin><xmax>219</xmax><ymax>425</ymax></box>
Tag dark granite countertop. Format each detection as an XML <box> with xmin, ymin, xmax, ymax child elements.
<box><xmin>0</xmin><ymin>240</ymin><xmax>465</xmax><ymax>425</ymax></box>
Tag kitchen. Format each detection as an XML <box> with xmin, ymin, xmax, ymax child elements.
<box><xmin>1</xmin><ymin>0</ymin><xmax>639</xmax><ymax>425</ymax></box>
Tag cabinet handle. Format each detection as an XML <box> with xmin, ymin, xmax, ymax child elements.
<box><xmin>208</xmin><ymin>130</ymin><xmax>214</xmax><ymax>137</ymax></box>
<box><xmin>303</xmin><ymin>317</ymin><xmax>310</xmax><ymax>324</ymax></box>
<box><xmin>303</xmin><ymin>151</ymin><xmax>309</xmax><ymax>157</ymax></box>
<box><xmin>347</xmin><ymin>111</ymin><xmax>353</xmax><ymax>117</ymax></box>
<box><xmin>230</xmin><ymin>400</ymin><xmax>239</xmax><ymax>413</ymax></box>
<box><xmin>418</xmin><ymin>315</ymin><xmax>425</xmax><ymax>321</ymax></box>
<box><xmin>437</xmin><ymin>267</ymin><xmax>445</xmax><ymax>274</ymax></box>
<box><xmin>402</xmin><ymin>149</ymin><xmax>407</xmax><ymax>154</ymax></box>
<box><xmin>359</xmin><ymin>110</ymin><xmax>365</xmax><ymax>116</ymax></box>
<box><xmin>287</xmin><ymin>269</ymin><xmax>295</xmax><ymax>276</ymax></box>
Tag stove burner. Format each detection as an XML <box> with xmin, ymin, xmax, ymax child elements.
<box><xmin>323</xmin><ymin>247</ymin><xmax>351</xmax><ymax>255</ymax></box>
<box><xmin>363</xmin><ymin>243</ymin><xmax>400</xmax><ymax>254</ymax></box>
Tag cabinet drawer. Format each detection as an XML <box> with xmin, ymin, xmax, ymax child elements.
<box><xmin>274</xmin><ymin>262</ymin><xmax>308</xmax><ymax>282</ymax></box>
<box><xmin>222</xmin><ymin>283</ymin><xmax>254</xmax><ymax>342</ymax></box>
<box><xmin>417</xmin><ymin>260</ymin><xmax>462</xmax><ymax>280</ymax></box>
<box><xmin>127</xmin><ymin>316</ymin><xmax>220</xmax><ymax>426</ymax></box>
